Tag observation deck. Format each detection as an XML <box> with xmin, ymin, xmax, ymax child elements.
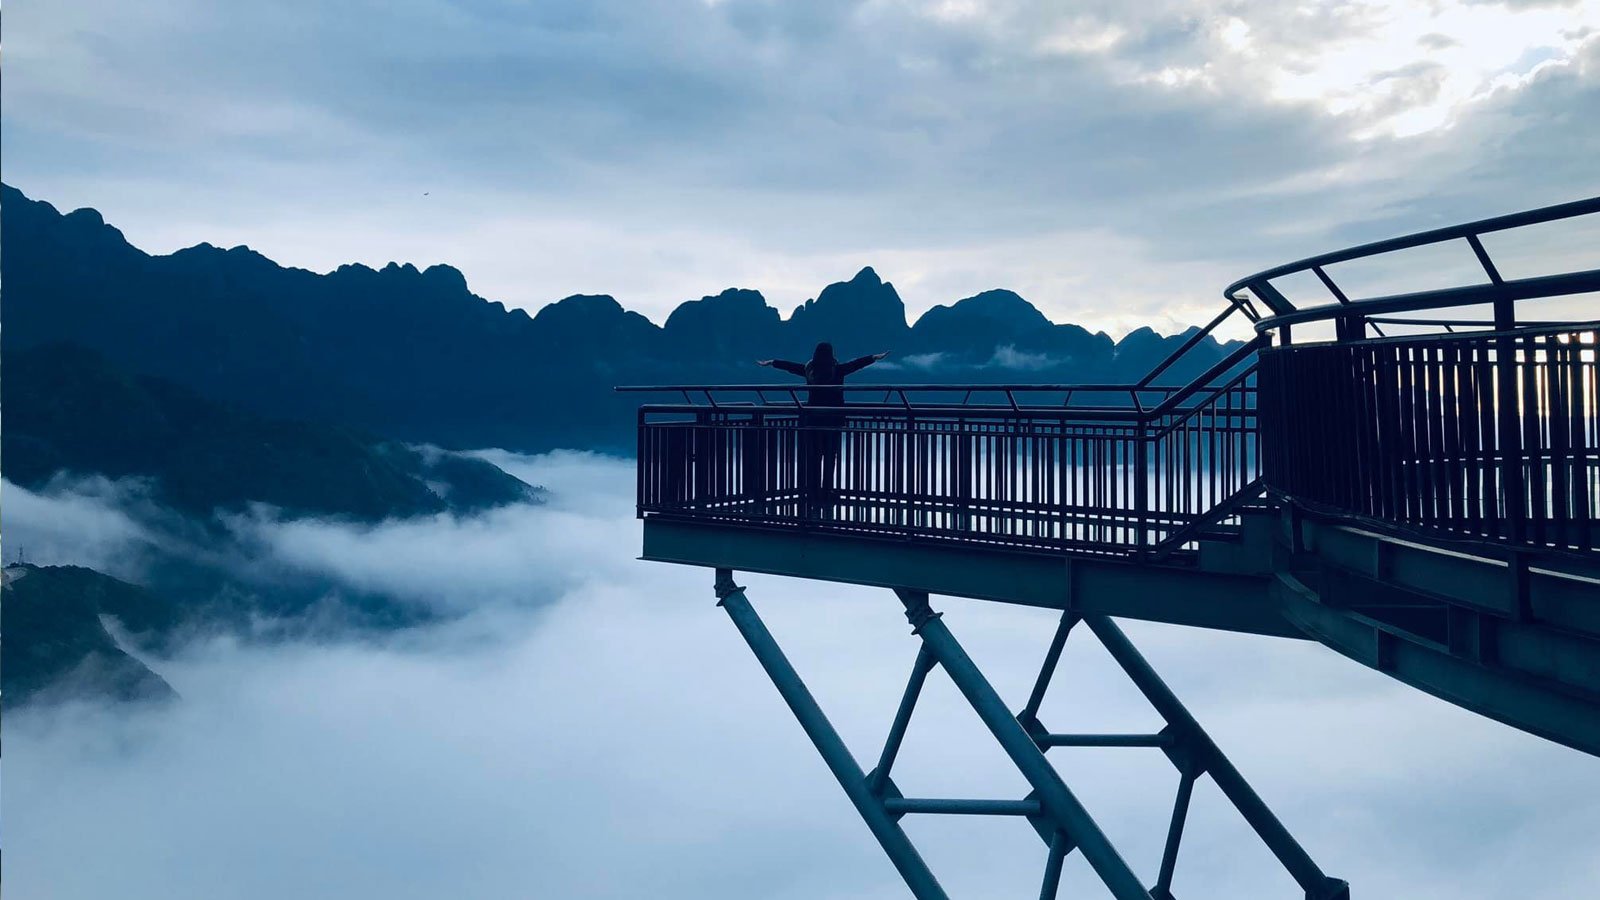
<box><xmin>622</xmin><ymin>197</ymin><xmax>1600</xmax><ymax>899</ymax></box>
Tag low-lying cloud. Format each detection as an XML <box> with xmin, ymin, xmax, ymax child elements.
<box><xmin>7</xmin><ymin>452</ymin><xmax>1599</xmax><ymax>899</ymax></box>
<box><xmin>222</xmin><ymin>451</ymin><xmax>633</xmax><ymax>612</ymax></box>
<box><xmin>2</xmin><ymin>475</ymin><xmax>164</xmax><ymax>578</ymax></box>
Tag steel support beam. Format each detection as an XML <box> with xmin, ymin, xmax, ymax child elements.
<box><xmin>1153</xmin><ymin>771</ymin><xmax>1197</xmax><ymax>899</ymax></box>
<box><xmin>644</xmin><ymin>519</ymin><xmax>1302</xmax><ymax>638</ymax></box>
<box><xmin>870</xmin><ymin>646</ymin><xmax>937</xmax><ymax>797</ymax></box>
<box><xmin>1084</xmin><ymin>615</ymin><xmax>1350</xmax><ymax>900</ymax></box>
<box><xmin>1040</xmin><ymin>732</ymin><xmax>1172</xmax><ymax>748</ymax></box>
<box><xmin>714</xmin><ymin>571</ymin><xmax>950</xmax><ymax>900</ymax></box>
<box><xmin>894</xmin><ymin>588</ymin><xmax>1153</xmax><ymax>900</ymax></box>
<box><xmin>1039</xmin><ymin>830</ymin><xmax>1069</xmax><ymax>900</ymax></box>
<box><xmin>884</xmin><ymin>798</ymin><xmax>1041</xmax><ymax>817</ymax></box>
<box><xmin>1021</xmin><ymin>612</ymin><xmax>1077</xmax><ymax>722</ymax></box>
<box><xmin>1276</xmin><ymin>572</ymin><xmax>1600</xmax><ymax>757</ymax></box>
<box><xmin>711</xmin><ymin>569</ymin><xmax>1346</xmax><ymax>900</ymax></box>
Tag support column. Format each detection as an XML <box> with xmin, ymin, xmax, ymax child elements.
<box><xmin>715</xmin><ymin>571</ymin><xmax>950</xmax><ymax>900</ymax></box>
<box><xmin>894</xmin><ymin>589</ymin><xmax>1152</xmax><ymax>900</ymax></box>
<box><xmin>1085</xmin><ymin>616</ymin><xmax>1350</xmax><ymax>900</ymax></box>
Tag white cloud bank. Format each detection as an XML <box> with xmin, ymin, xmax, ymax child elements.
<box><xmin>7</xmin><ymin>452</ymin><xmax>1600</xmax><ymax>898</ymax></box>
<box><xmin>1</xmin><ymin>476</ymin><xmax>163</xmax><ymax>578</ymax></box>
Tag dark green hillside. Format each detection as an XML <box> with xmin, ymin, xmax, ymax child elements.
<box><xmin>4</xmin><ymin>344</ymin><xmax>540</xmax><ymax>522</ymax></box>
<box><xmin>2</xmin><ymin>565</ymin><xmax>179</xmax><ymax>706</ymax></box>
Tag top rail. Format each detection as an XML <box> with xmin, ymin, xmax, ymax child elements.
<box><xmin>1225</xmin><ymin>195</ymin><xmax>1600</xmax><ymax>333</ymax></box>
<box><xmin>1251</xmin><ymin>269</ymin><xmax>1600</xmax><ymax>333</ymax></box>
<box><xmin>616</xmin><ymin>383</ymin><xmax>1197</xmax><ymax>395</ymax></box>
<box><xmin>1228</xmin><ymin>196</ymin><xmax>1600</xmax><ymax>296</ymax></box>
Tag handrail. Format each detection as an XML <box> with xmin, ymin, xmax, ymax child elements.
<box><xmin>1270</xmin><ymin>318</ymin><xmax>1600</xmax><ymax>350</ymax></box>
<box><xmin>1150</xmin><ymin>361</ymin><xmax>1259</xmax><ymax>439</ymax></box>
<box><xmin>1137</xmin><ymin>302</ymin><xmax>1250</xmax><ymax>388</ymax></box>
<box><xmin>1366</xmin><ymin>316</ymin><xmax>1590</xmax><ymax>328</ymax></box>
<box><xmin>1227</xmin><ymin>195</ymin><xmax>1600</xmax><ymax>302</ymax></box>
<box><xmin>635</xmin><ymin>356</ymin><xmax>1265</xmax><ymax>427</ymax></box>
<box><xmin>618</xmin><ymin>383</ymin><xmax>1196</xmax><ymax>394</ymax></box>
<box><xmin>1224</xmin><ymin>195</ymin><xmax>1600</xmax><ymax>333</ymax></box>
<box><xmin>1252</xmin><ymin>269</ymin><xmax>1600</xmax><ymax>333</ymax></box>
<box><xmin>1143</xmin><ymin>337</ymin><xmax>1265</xmax><ymax>418</ymax></box>
<box><xmin>637</xmin><ymin>403</ymin><xmax>1151</xmax><ymax>422</ymax></box>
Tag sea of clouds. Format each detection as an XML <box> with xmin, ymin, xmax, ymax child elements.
<box><xmin>6</xmin><ymin>451</ymin><xmax>1599</xmax><ymax>899</ymax></box>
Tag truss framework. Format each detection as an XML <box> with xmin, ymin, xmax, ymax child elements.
<box><xmin>713</xmin><ymin>568</ymin><xmax>1349</xmax><ymax>899</ymax></box>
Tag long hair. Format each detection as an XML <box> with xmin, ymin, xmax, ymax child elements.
<box><xmin>811</xmin><ymin>340</ymin><xmax>836</xmax><ymax>365</ymax></box>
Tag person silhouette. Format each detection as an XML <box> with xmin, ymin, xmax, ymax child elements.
<box><xmin>758</xmin><ymin>343</ymin><xmax>890</xmax><ymax>518</ymax></box>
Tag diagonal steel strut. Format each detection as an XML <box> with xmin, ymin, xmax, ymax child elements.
<box><xmin>714</xmin><ymin>570</ymin><xmax>950</xmax><ymax>900</ymax></box>
<box><xmin>1083</xmin><ymin>615</ymin><xmax>1350</xmax><ymax>900</ymax></box>
<box><xmin>893</xmin><ymin>588</ymin><xmax>1153</xmax><ymax>900</ymax></box>
<box><xmin>714</xmin><ymin>570</ymin><xmax>1346</xmax><ymax>900</ymax></box>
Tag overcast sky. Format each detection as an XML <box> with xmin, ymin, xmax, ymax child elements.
<box><xmin>5</xmin><ymin>1</ymin><xmax>1599</xmax><ymax>335</ymax></box>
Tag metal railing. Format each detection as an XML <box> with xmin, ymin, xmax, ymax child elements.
<box><xmin>1261</xmin><ymin>322</ymin><xmax>1600</xmax><ymax>553</ymax></box>
<box><xmin>624</xmin><ymin>195</ymin><xmax>1600</xmax><ymax>561</ymax></box>
<box><xmin>1228</xmin><ymin>196</ymin><xmax>1600</xmax><ymax>338</ymax></box>
<box><xmin>1231</xmin><ymin>195</ymin><xmax>1600</xmax><ymax>556</ymax></box>
<box><xmin>630</xmin><ymin>348</ymin><xmax>1263</xmax><ymax>558</ymax></box>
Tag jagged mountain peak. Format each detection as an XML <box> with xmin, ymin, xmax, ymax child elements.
<box><xmin>916</xmin><ymin>288</ymin><xmax>1051</xmax><ymax>329</ymax></box>
<box><xmin>422</xmin><ymin>263</ymin><xmax>470</xmax><ymax>294</ymax></box>
<box><xmin>530</xmin><ymin>294</ymin><xmax>661</xmax><ymax>348</ymax></box>
<box><xmin>664</xmin><ymin>287</ymin><xmax>777</xmax><ymax>328</ymax></box>
<box><xmin>786</xmin><ymin>267</ymin><xmax>910</xmax><ymax>354</ymax></box>
<box><xmin>3</xmin><ymin>181</ymin><xmax>1241</xmax><ymax>454</ymax></box>
<box><xmin>537</xmin><ymin>292</ymin><xmax>630</xmax><ymax>317</ymax></box>
<box><xmin>172</xmin><ymin>242</ymin><xmax>279</xmax><ymax>269</ymax></box>
<box><xmin>850</xmin><ymin>265</ymin><xmax>882</xmax><ymax>285</ymax></box>
<box><xmin>7</xmin><ymin>187</ymin><xmax>136</xmax><ymax>251</ymax></box>
<box><xmin>62</xmin><ymin>205</ymin><xmax>108</xmax><ymax>228</ymax></box>
<box><xmin>812</xmin><ymin>266</ymin><xmax>899</xmax><ymax>305</ymax></box>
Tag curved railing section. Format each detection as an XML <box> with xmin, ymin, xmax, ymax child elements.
<box><xmin>1259</xmin><ymin>322</ymin><xmax>1599</xmax><ymax>553</ymax></box>
<box><xmin>1227</xmin><ymin>196</ymin><xmax>1600</xmax><ymax>337</ymax></box>
<box><xmin>1232</xmin><ymin>196</ymin><xmax>1600</xmax><ymax>557</ymax></box>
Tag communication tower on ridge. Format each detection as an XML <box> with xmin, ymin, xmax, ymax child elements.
<box><xmin>620</xmin><ymin>198</ymin><xmax>1600</xmax><ymax>899</ymax></box>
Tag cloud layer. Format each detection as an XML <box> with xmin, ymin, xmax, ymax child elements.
<box><xmin>7</xmin><ymin>452</ymin><xmax>1600</xmax><ymax>899</ymax></box>
<box><xmin>2</xmin><ymin>476</ymin><xmax>165</xmax><ymax>578</ymax></box>
<box><xmin>5</xmin><ymin>1</ymin><xmax>1597</xmax><ymax>335</ymax></box>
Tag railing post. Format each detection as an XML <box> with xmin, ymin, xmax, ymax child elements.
<box><xmin>744</xmin><ymin>411</ymin><xmax>767</xmax><ymax>514</ymax></box>
<box><xmin>957</xmin><ymin>425</ymin><xmax>972</xmax><ymax>532</ymax></box>
<box><xmin>1134</xmin><ymin>419</ymin><xmax>1150</xmax><ymax>549</ymax></box>
<box><xmin>1492</xmin><ymin>296</ymin><xmax>1527</xmax><ymax>544</ymax></box>
<box><xmin>636</xmin><ymin>408</ymin><xmax>648</xmax><ymax>516</ymax></box>
<box><xmin>664</xmin><ymin>420</ymin><xmax>688</xmax><ymax>509</ymax></box>
<box><xmin>692</xmin><ymin>409</ymin><xmax>710</xmax><ymax>506</ymax></box>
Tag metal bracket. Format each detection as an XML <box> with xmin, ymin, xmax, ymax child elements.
<box><xmin>712</xmin><ymin>567</ymin><xmax>744</xmax><ymax>604</ymax></box>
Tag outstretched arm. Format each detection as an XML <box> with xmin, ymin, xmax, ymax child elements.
<box><xmin>839</xmin><ymin>351</ymin><xmax>890</xmax><ymax>377</ymax></box>
<box><xmin>757</xmin><ymin>359</ymin><xmax>807</xmax><ymax>377</ymax></box>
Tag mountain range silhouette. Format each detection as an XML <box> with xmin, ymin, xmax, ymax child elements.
<box><xmin>0</xmin><ymin>183</ymin><xmax>1244</xmax><ymax>705</ymax></box>
<box><xmin>2</xmin><ymin>183</ymin><xmax>1238</xmax><ymax>453</ymax></box>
